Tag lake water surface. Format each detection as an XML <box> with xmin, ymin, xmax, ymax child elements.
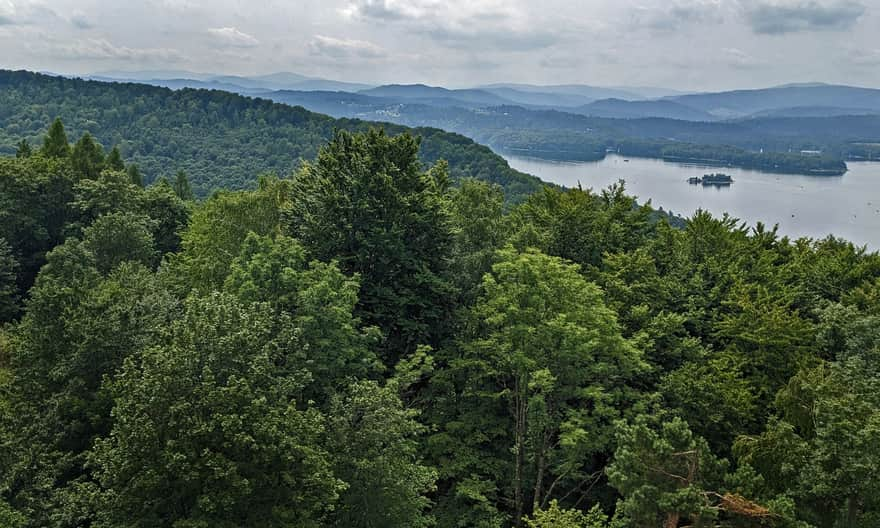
<box><xmin>504</xmin><ymin>153</ymin><xmax>880</xmax><ymax>249</ymax></box>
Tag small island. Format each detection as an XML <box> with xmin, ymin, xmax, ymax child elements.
<box><xmin>688</xmin><ymin>173</ymin><xmax>734</xmax><ymax>186</ymax></box>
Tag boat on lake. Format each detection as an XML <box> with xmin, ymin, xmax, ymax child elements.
<box><xmin>688</xmin><ymin>173</ymin><xmax>733</xmax><ymax>186</ymax></box>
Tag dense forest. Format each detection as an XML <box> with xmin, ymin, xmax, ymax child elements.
<box><xmin>0</xmin><ymin>70</ymin><xmax>542</xmax><ymax>202</ymax></box>
<box><xmin>2</xmin><ymin>116</ymin><xmax>880</xmax><ymax>528</ymax></box>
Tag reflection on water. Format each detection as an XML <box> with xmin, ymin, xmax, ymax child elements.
<box><xmin>504</xmin><ymin>153</ymin><xmax>880</xmax><ymax>249</ymax></box>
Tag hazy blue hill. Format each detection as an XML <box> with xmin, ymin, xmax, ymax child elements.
<box><xmin>480</xmin><ymin>83</ymin><xmax>642</xmax><ymax>101</ymax></box>
<box><xmin>573</xmin><ymin>98</ymin><xmax>714</xmax><ymax>120</ymax></box>
<box><xmin>360</xmin><ymin>84</ymin><xmax>515</xmax><ymax>106</ymax></box>
<box><xmin>477</xmin><ymin>86</ymin><xmax>596</xmax><ymax>107</ymax></box>
<box><xmin>670</xmin><ymin>84</ymin><xmax>880</xmax><ymax>119</ymax></box>
<box><xmin>0</xmin><ymin>70</ymin><xmax>543</xmax><ymax>201</ymax></box>
<box><xmin>743</xmin><ymin>106</ymin><xmax>880</xmax><ymax>119</ymax></box>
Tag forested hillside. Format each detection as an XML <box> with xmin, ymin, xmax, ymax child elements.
<box><xmin>0</xmin><ymin>70</ymin><xmax>542</xmax><ymax>201</ymax></box>
<box><xmin>3</xmin><ymin>120</ymin><xmax>880</xmax><ymax>527</ymax></box>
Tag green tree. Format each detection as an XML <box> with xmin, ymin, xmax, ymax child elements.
<box><xmin>173</xmin><ymin>169</ymin><xmax>194</xmax><ymax>200</ymax></box>
<box><xmin>607</xmin><ymin>414</ymin><xmax>729</xmax><ymax>528</ymax></box>
<box><xmin>285</xmin><ymin>129</ymin><xmax>456</xmax><ymax>364</ymax></box>
<box><xmin>0</xmin><ymin>238</ymin><xmax>19</xmax><ymax>322</ymax></box>
<box><xmin>173</xmin><ymin>176</ymin><xmax>290</xmax><ymax>292</ymax></box>
<box><xmin>81</xmin><ymin>212</ymin><xmax>156</xmax><ymax>273</ymax></box>
<box><xmin>70</xmin><ymin>132</ymin><xmax>105</xmax><ymax>179</ymax></box>
<box><xmin>450</xmin><ymin>180</ymin><xmax>508</xmax><ymax>306</ymax></box>
<box><xmin>326</xmin><ymin>380</ymin><xmax>437</xmax><ymax>528</ymax></box>
<box><xmin>127</xmin><ymin>164</ymin><xmax>143</xmax><ymax>187</ymax></box>
<box><xmin>224</xmin><ymin>233</ymin><xmax>380</xmax><ymax>400</ymax></box>
<box><xmin>140</xmin><ymin>178</ymin><xmax>189</xmax><ymax>256</ymax></box>
<box><xmin>526</xmin><ymin>501</ymin><xmax>611</xmax><ymax>528</ymax></box>
<box><xmin>431</xmin><ymin>247</ymin><xmax>644</xmax><ymax>526</ymax></box>
<box><xmin>41</xmin><ymin>118</ymin><xmax>70</xmax><ymax>158</ymax></box>
<box><xmin>91</xmin><ymin>293</ymin><xmax>342</xmax><ymax>527</ymax></box>
<box><xmin>105</xmin><ymin>146</ymin><xmax>124</xmax><ymax>171</ymax></box>
<box><xmin>15</xmin><ymin>140</ymin><xmax>31</xmax><ymax>159</ymax></box>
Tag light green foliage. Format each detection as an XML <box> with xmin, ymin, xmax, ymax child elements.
<box><xmin>327</xmin><ymin>380</ymin><xmax>437</xmax><ymax>528</ymax></box>
<box><xmin>91</xmin><ymin>293</ymin><xmax>342</xmax><ymax>527</ymax></box>
<box><xmin>174</xmin><ymin>176</ymin><xmax>290</xmax><ymax>292</ymax></box>
<box><xmin>526</xmin><ymin>501</ymin><xmax>613</xmax><ymax>528</ymax></box>
<box><xmin>225</xmin><ymin>233</ymin><xmax>380</xmax><ymax>399</ymax></box>
<box><xmin>431</xmin><ymin>247</ymin><xmax>644</xmax><ymax>526</ymax></box>
<box><xmin>286</xmin><ymin>129</ymin><xmax>456</xmax><ymax>364</ymax></box>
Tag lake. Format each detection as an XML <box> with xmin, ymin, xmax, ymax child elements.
<box><xmin>504</xmin><ymin>153</ymin><xmax>880</xmax><ymax>249</ymax></box>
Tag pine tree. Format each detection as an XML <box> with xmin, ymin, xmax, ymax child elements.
<box><xmin>41</xmin><ymin>117</ymin><xmax>70</xmax><ymax>158</ymax></box>
<box><xmin>15</xmin><ymin>140</ymin><xmax>32</xmax><ymax>159</ymax></box>
<box><xmin>106</xmin><ymin>146</ymin><xmax>125</xmax><ymax>171</ymax></box>
<box><xmin>71</xmin><ymin>132</ymin><xmax>106</xmax><ymax>179</ymax></box>
<box><xmin>127</xmin><ymin>164</ymin><xmax>143</xmax><ymax>187</ymax></box>
<box><xmin>173</xmin><ymin>169</ymin><xmax>193</xmax><ymax>200</ymax></box>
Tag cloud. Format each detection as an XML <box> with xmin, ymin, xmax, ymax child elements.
<box><xmin>630</xmin><ymin>0</ymin><xmax>724</xmax><ymax>32</ymax></box>
<box><xmin>721</xmin><ymin>47</ymin><xmax>766</xmax><ymax>68</ymax></box>
<box><xmin>846</xmin><ymin>47</ymin><xmax>880</xmax><ymax>66</ymax></box>
<box><xmin>0</xmin><ymin>0</ymin><xmax>17</xmax><ymax>25</ymax></box>
<box><xmin>30</xmin><ymin>37</ymin><xmax>183</xmax><ymax>62</ymax></box>
<box><xmin>341</xmin><ymin>0</ymin><xmax>559</xmax><ymax>50</ymax></box>
<box><xmin>308</xmin><ymin>35</ymin><xmax>387</xmax><ymax>59</ymax></box>
<box><xmin>207</xmin><ymin>26</ymin><xmax>259</xmax><ymax>48</ymax></box>
<box><xmin>70</xmin><ymin>12</ymin><xmax>93</xmax><ymax>29</ymax></box>
<box><xmin>743</xmin><ymin>0</ymin><xmax>866</xmax><ymax>34</ymax></box>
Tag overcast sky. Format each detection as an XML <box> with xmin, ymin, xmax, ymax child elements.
<box><xmin>1</xmin><ymin>0</ymin><xmax>878</xmax><ymax>90</ymax></box>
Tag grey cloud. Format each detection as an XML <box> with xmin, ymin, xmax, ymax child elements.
<box><xmin>342</xmin><ymin>0</ymin><xmax>559</xmax><ymax>50</ymax></box>
<box><xmin>70</xmin><ymin>13</ymin><xmax>94</xmax><ymax>30</ymax></box>
<box><xmin>31</xmin><ymin>37</ymin><xmax>183</xmax><ymax>62</ymax></box>
<box><xmin>631</xmin><ymin>0</ymin><xmax>724</xmax><ymax>32</ymax></box>
<box><xmin>744</xmin><ymin>0</ymin><xmax>866</xmax><ymax>34</ymax></box>
<box><xmin>207</xmin><ymin>27</ymin><xmax>260</xmax><ymax>48</ymax></box>
<box><xmin>308</xmin><ymin>35</ymin><xmax>387</xmax><ymax>59</ymax></box>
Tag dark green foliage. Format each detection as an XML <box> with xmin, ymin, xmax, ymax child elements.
<box><xmin>70</xmin><ymin>132</ymin><xmax>105</xmax><ymax>179</ymax></box>
<box><xmin>14</xmin><ymin>140</ymin><xmax>30</xmax><ymax>159</ymax></box>
<box><xmin>0</xmin><ymin>238</ymin><xmax>18</xmax><ymax>322</ymax></box>
<box><xmin>41</xmin><ymin>117</ymin><xmax>69</xmax><ymax>158</ymax></box>
<box><xmin>285</xmin><ymin>129</ymin><xmax>456</xmax><ymax>364</ymax></box>
<box><xmin>0</xmin><ymin>70</ymin><xmax>543</xmax><ymax>202</ymax></box>
<box><xmin>3</xmin><ymin>109</ymin><xmax>880</xmax><ymax>528</ymax></box>
<box><xmin>91</xmin><ymin>293</ymin><xmax>342</xmax><ymax>527</ymax></box>
<box><xmin>105</xmin><ymin>146</ymin><xmax>124</xmax><ymax>171</ymax></box>
<box><xmin>172</xmin><ymin>169</ymin><xmax>193</xmax><ymax>200</ymax></box>
<box><xmin>126</xmin><ymin>164</ymin><xmax>143</xmax><ymax>187</ymax></box>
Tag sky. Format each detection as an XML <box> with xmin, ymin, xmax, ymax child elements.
<box><xmin>1</xmin><ymin>0</ymin><xmax>879</xmax><ymax>91</ymax></box>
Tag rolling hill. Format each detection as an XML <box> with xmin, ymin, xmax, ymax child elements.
<box><xmin>0</xmin><ymin>70</ymin><xmax>542</xmax><ymax>201</ymax></box>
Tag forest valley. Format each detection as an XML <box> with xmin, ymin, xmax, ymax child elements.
<box><xmin>2</xmin><ymin>119</ymin><xmax>880</xmax><ymax>528</ymax></box>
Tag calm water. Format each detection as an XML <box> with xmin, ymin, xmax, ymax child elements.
<box><xmin>505</xmin><ymin>153</ymin><xmax>880</xmax><ymax>249</ymax></box>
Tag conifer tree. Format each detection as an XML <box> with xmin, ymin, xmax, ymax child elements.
<box><xmin>41</xmin><ymin>117</ymin><xmax>70</xmax><ymax>158</ymax></box>
<box><xmin>106</xmin><ymin>146</ymin><xmax>125</xmax><ymax>171</ymax></box>
<box><xmin>173</xmin><ymin>169</ymin><xmax>193</xmax><ymax>200</ymax></box>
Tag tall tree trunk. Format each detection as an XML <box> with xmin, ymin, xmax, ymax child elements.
<box><xmin>513</xmin><ymin>374</ymin><xmax>526</xmax><ymax>528</ymax></box>
<box><xmin>664</xmin><ymin>512</ymin><xmax>680</xmax><ymax>528</ymax></box>
<box><xmin>532</xmin><ymin>432</ymin><xmax>549</xmax><ymax>513</ymax></box>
